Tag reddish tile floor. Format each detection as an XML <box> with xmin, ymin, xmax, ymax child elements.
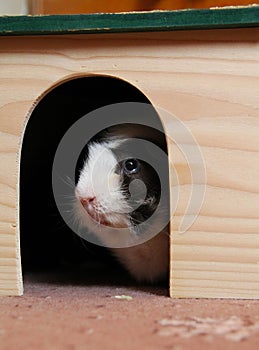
<box><xmin>1</xmin><ymin>266</ymin><xmax>259</xmax><ymax>350</ymax></box>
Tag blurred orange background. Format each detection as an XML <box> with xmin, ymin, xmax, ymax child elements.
<box><xmin>29</xmin><ymin>0</ymin><xmax>258</xmax><ymax>15</ymax></box>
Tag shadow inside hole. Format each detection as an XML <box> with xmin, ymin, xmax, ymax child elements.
<box><xmin>20</xmin><ymin>75</ymin><xmax>169</xmax><ymax>292</ymax></box>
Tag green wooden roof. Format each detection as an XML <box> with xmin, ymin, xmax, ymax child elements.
<box><xmin>0</xmin><ymin>6</ymin><xmax>258</xmax><ymax>36</ymax></box>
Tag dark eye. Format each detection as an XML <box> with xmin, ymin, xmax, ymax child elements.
<box><xmin>123</xmin><ymin>159</ymin><xmax>140</xmax><ymax>174</ymax></box>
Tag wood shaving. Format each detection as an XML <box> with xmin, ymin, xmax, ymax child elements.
<box><xmin>157</xmin><ymin>316</ymin><xmax>259</xmax><ymax>342</ymax></box>
<box><xmin>113</xmin><ymin>295</ymin><xmax>133</xmax><ymax>301</ymax></box>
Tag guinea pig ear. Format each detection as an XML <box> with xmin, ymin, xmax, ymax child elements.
<box><xmin>105</xmin><ymin>124</ymin><xmax>149</xmax><ymax>140</ymax></box>
<box><xmin>104</xmin><ymin>124</ymin><xmax>132</xmax><ymax>140</ymax></box>
<box><xmin>87</xmin><ymin>128</ymin><xmax>111</xmax><ymax>144</ymax></box>
<box><xmin>105</xmin><ymin>124</ymin><xmax>167</xmax><ymax>152</ymax></box>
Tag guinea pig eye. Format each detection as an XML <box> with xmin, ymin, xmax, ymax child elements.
<box><xmin>123</xmin><ymin>159</ymin><xmax>140</xmax><ymax>175</ymax></box>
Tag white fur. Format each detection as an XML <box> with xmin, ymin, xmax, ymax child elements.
<box><xmin>76</xmin><ymin>140</ymin><xmax>130</xmax><ymax>221</ymax></box>
<box><xmin>74</xmin><ymin>138</ymin><xmax>169</xmax><ymax>282</ymax></box>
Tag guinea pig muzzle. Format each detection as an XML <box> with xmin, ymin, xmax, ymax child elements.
<box><xmin>79</xmin><ymin>196</ymin><xmax>109</xmax><ymax>225</ymax></box>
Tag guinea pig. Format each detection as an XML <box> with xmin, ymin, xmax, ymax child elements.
<box><xmin>74</xmin><ymin>124</ymin><xmax>170</xmax><ymax>283</ymax></box>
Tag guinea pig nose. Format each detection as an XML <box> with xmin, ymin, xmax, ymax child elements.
<box><xmin>80</xmin><ymin>196</ymin><xmax>96</xmax><ymax>208</ymax></box>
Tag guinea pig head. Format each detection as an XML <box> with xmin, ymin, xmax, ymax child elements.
<box><xmin>75</xmin><ymin>140</ymin><xmax>131</xmax><ymax>228</ymax></box>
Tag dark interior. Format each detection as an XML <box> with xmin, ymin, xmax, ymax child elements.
<box><xmin>20</xmin><ymin>75</ymin><xmax>167</xmax><ymax>284</ymax></box>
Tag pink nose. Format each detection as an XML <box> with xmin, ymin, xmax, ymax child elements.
<box><xmin>80</xmin><ymin>196</ymin><xmax>96</xmax><ymax>209</ymax></box>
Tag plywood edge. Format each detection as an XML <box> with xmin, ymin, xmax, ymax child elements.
<box><xmin>0</xmin><ymin>6</ymin><xmax>258</xmax><ymax>36</ymax></box>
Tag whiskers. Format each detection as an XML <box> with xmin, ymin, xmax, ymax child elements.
<box><xmin>52</xmin><ymin>180</ymin><xmax>81</xmax><ymax>235</ymax></box>
<box><xmin>53</xmin><ymin>174</ymin><xmax>77</xmax><ymax>212</ymax></box>
<box><xmin>59</xmin><ymin>174</ymin><xmax>75</xmax><ymax>190</ymax></box>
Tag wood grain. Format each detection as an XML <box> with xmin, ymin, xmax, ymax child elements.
<box><xmin>0</xmin><ymin>28</ymin><xmax>258</xmax><ymax>297</ymax></box>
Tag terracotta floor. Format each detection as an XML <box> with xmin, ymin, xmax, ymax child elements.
<box><xmin>1</xmin><ymin>266</ymin><xmax>259</xmax><ymax>350</ymax></box>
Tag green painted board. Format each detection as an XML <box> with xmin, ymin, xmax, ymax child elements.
<box><xmin>0</xmin><ymin>6</ymin><xmax>259</xmax><ymax>36</ymax></box>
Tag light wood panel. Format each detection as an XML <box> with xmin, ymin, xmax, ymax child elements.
<box><xmin>0</xmin><ymin>28</ymin><xmax>258</xmax><ymax>297</ymax></box>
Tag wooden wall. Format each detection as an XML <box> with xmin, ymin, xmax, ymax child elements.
<box><xmin>29</xmin><ymin>0</ymin><xmax>257</xmax><ymax>15</ymax></box>
<box><xmin>0</xmin><ymin>28</ymin><xmax>259</xmax><ymax>297</ymax></box>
